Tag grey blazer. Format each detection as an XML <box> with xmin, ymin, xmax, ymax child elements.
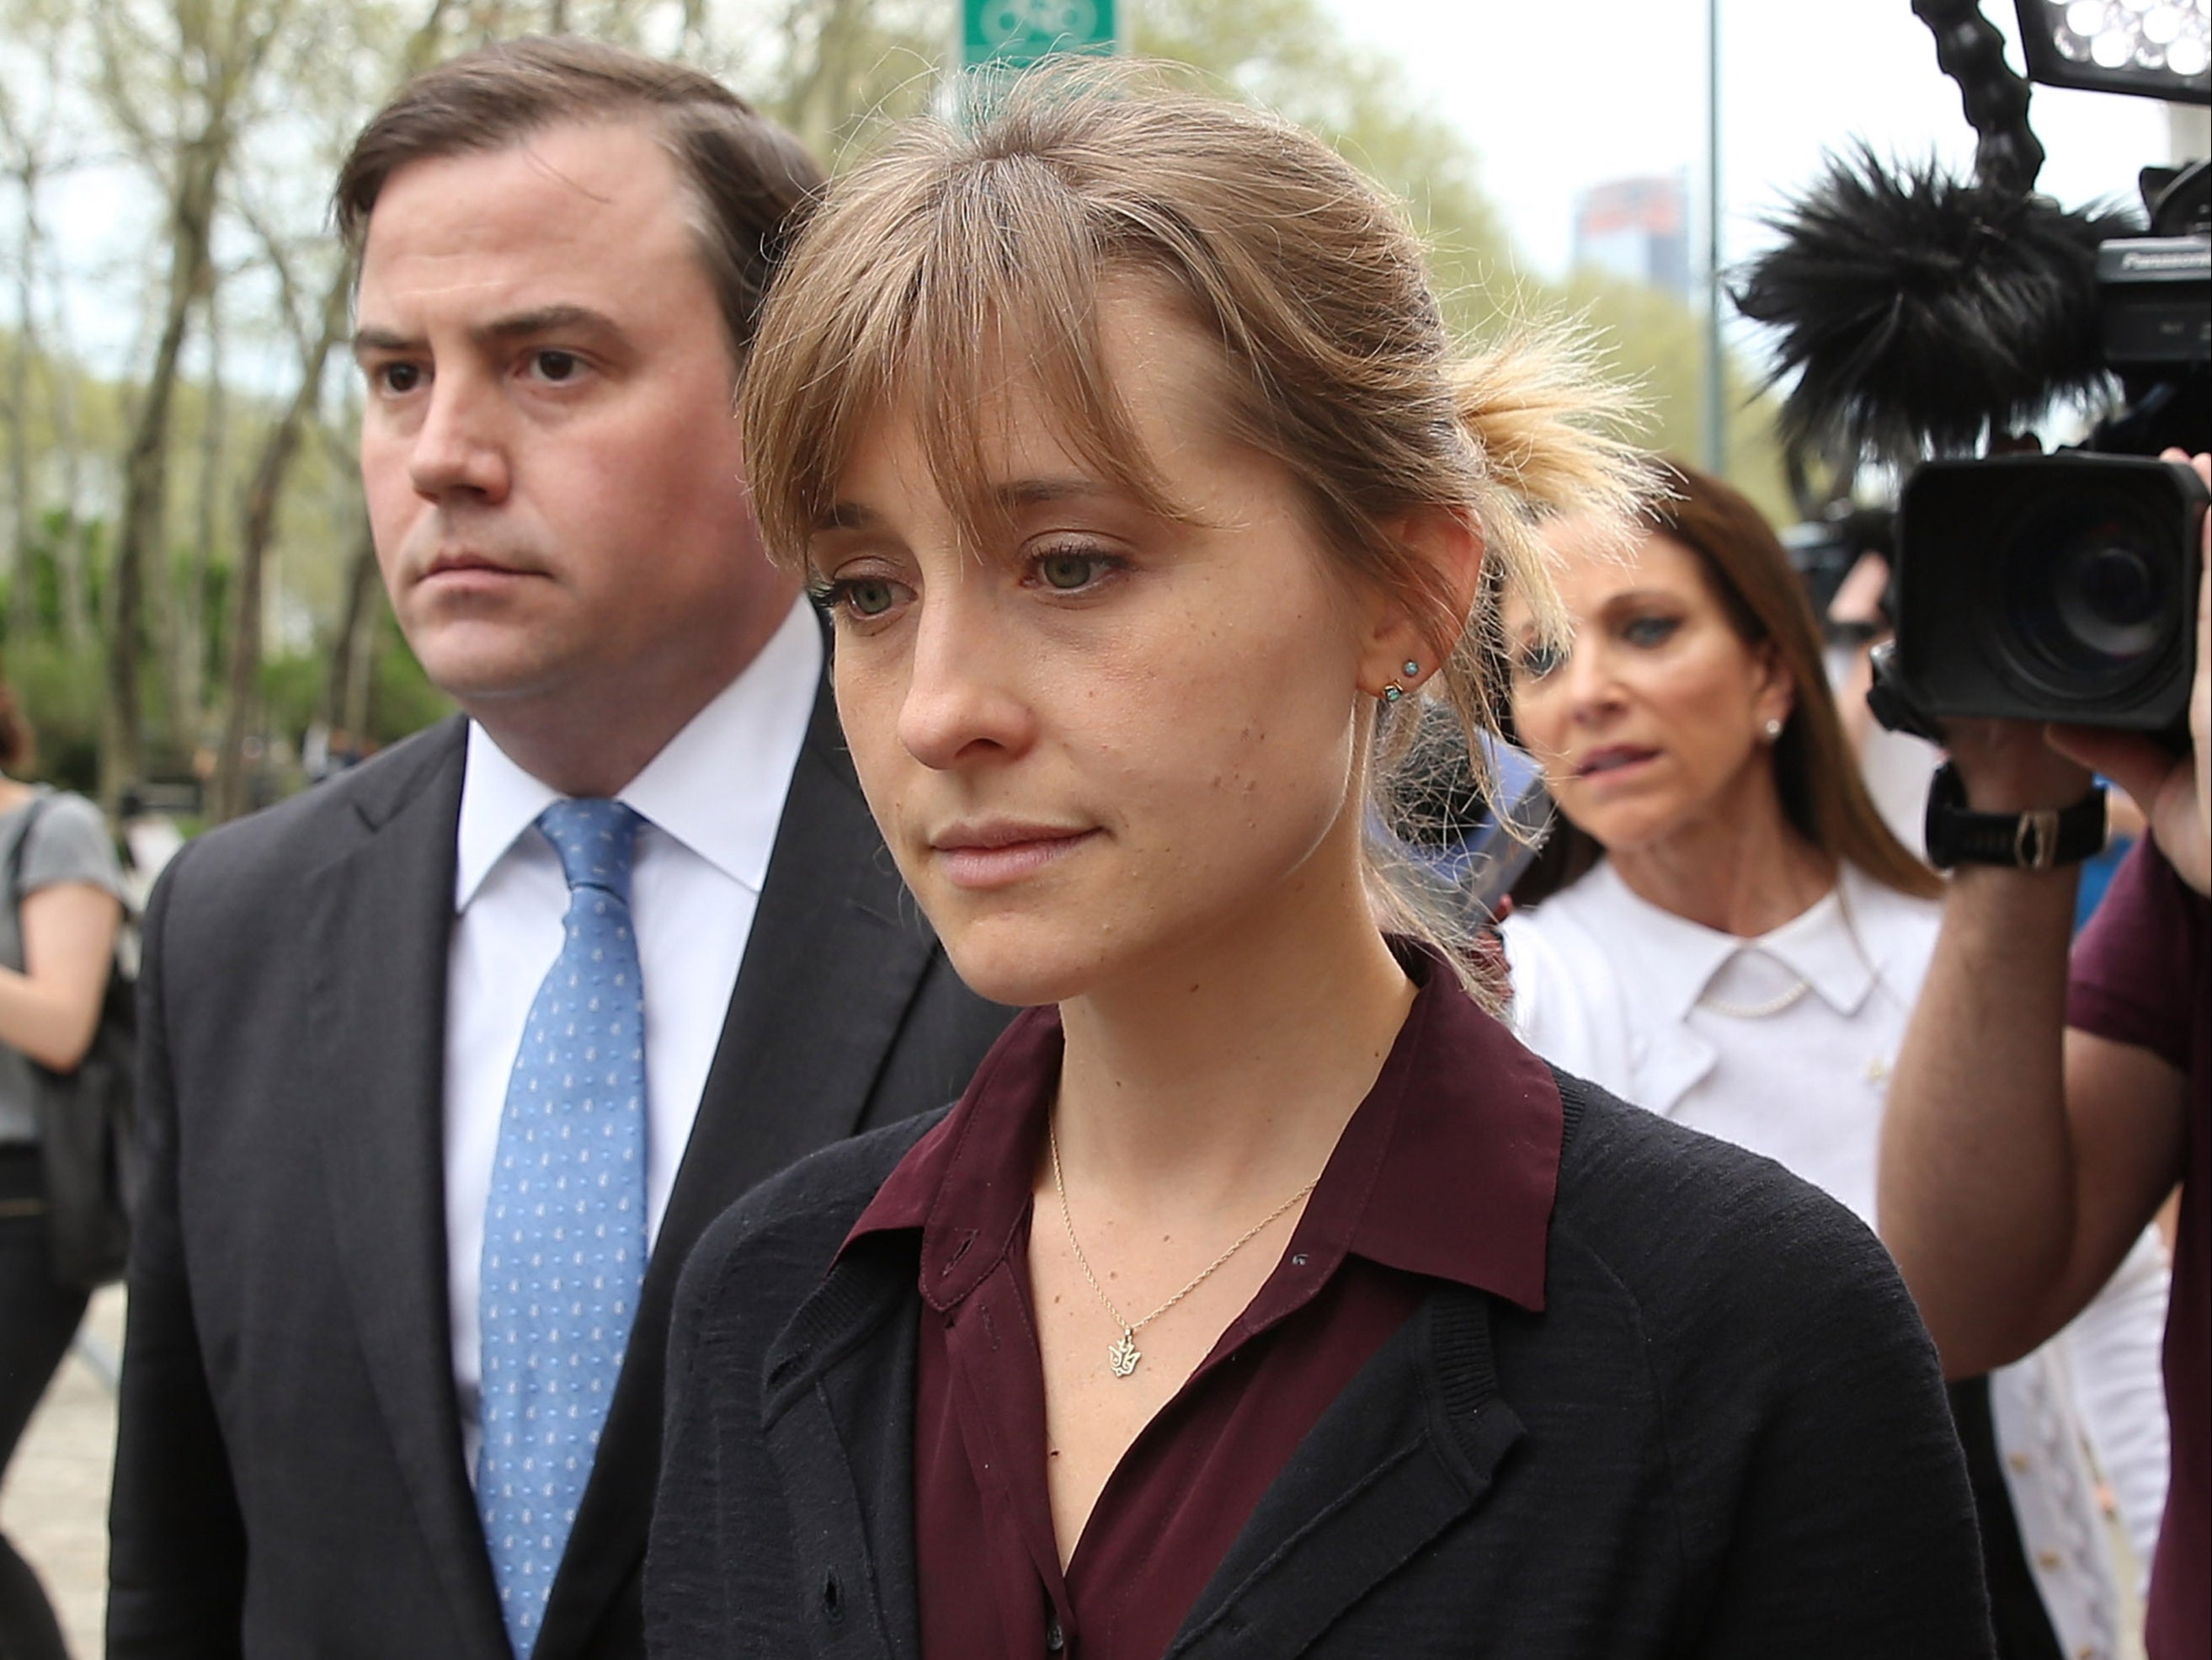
<box><xmin>107</xmin><ymin>675</ymin><xmax>1014</xmax><ymax>1660</ymax></box>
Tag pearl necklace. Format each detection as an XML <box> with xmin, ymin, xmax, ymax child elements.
<box><xmin>1696</xmin><ymin>977</ymin><xmax>1813</xmax><ymax>1019</ymax></box>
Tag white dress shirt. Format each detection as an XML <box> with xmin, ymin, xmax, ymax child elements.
<box><xmin>1501</xmin><ymin>860</ymin><xmax>2172</xmax><ymax>1658</ymax></box>
<box><xmin>443</xmin><ymin>598</ymin><xmax>823</xmax><ymax>1474</ymax></box>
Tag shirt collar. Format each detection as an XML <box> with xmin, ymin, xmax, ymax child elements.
<box><xmin>845</xmin><ymin>953</ymin><xmax>1563</xmax><ymax>1316</ymax></box>
<box><xmin>1576</xmin><ymin>860</ymin><xmax>1878</xmax><ymax>1023</ymax></box>
<box><xmin>453</xmin><ymin>596</ymin><xmax>824</xmax><ymax>910</ymax></box>
<box><xmin>455</xmin><ymin>727</ymin><xmax>561</xmax><ymax>910</ymax></box>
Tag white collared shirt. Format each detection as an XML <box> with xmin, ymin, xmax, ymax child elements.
<box><xmin>1502</xmin><ymin>860</ymin><xmax>2171</xmax><ymax>1655</ymax></box>
<box><xmin>1502</xmin><ymin>859</ymin><xmax>1934</xmax><ymax>1221</ymax></box>
<box><xmin>443</xmin><ymin>597</ymin><xmax>823</xmax><ymax>1472</ymax></box>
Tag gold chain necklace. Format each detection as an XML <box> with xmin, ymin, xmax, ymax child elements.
<box><xmin>1047</xmin><ymin>1118</ymin><xmax>1318</xmax><ymax>1380</ymax></box>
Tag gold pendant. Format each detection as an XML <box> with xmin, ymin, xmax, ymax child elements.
<box><xmin>1108</xmin><ymin>1328</ymin><xmax>1141</xmax><ymax>1378</ymax></box>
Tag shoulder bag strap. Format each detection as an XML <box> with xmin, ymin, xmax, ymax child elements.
<box><xmin>5</xmin><ymin>790</ymin><xmax>52</xmax><ymax>918</ymax></box>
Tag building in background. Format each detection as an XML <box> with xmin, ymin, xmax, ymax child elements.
<box><xmin>1573</xmin><ymin>173</ymin><xmax>1690</xmax><ymax>298</ymax></box>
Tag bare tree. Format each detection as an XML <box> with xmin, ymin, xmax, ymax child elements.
<box><xmin>90</xmin><ymin>0</ymin><xmax>298</xmax><ymax>809</ymax></box>
<box><xmin>0</xmin><ymin>3</ymin><xmax>79</xmax><ymax>643</ymax></box>
<box><xmin>1</xmin><ymin>118</ymin><xmax>45</xmax><ymax>642</ymax></box>
<box><xmin>756</xmin><ymin>0</ymin><xmax>940</xmax><ymax>168</ymax></box>
<box><xmin>208</xmin><ymin>0</ymin><xmax>454</xmax><ymax>816</ymax></box>
<box><xmin>179</xmin><ymin>283</ymin><xmax>227</xmax><ymax>732</ymax></box>
<box><xmin>211</xmin><ymin>218</ymin><xmax>344</xmax><ymax>820</ymax></box>
<box><xmin>323</xmin><ymin>511</ymin><xmax>381</xmax><ymax>742</ymax></box>
<box><xmin>48</xmin><ymin>328</ymin><xmax>92</xmax><ymax>646</ymax></box>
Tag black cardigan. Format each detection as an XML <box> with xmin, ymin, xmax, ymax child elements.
<box><xmin>645</xmin><ymin>1073</ymin><xmax>1994</xmax><ymax>1658</ymax></box>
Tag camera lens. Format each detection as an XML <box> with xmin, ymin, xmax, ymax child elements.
<box><xmin>2056</xmin><ymin>531</ymin><xmax>2162</xmax><ymax>658</ymax></box>
<box><xmin>1997</xmin><ymin>493</ymin><xmax>2177</xmax><ymax>697</ymax></box>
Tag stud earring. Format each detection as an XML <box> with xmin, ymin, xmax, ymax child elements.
<box><xmin>1382</xmin><ymin>683</ymin><xmax>1405</xmax><ymax>705</ymax></box>
<box><xmin>1763</xmin><ymin>717</ymin><xmax>1784</xmax><ymax>740</ymax></box>
<box><xmin>1402</xmin><ymin>659</ymin><xmax>1420</xmax><ymax>677</ymax></box>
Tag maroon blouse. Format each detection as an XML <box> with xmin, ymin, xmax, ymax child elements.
<box><xmin>840</xmin><ymin>960</ymin><xmax>1564</xmax><ymax>1660</ymax></box>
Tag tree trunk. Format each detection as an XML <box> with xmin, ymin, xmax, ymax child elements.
<box><xmin>5</xmin><ymin>346</ymin><xmax>31</xmax><ymax>645</ymax></box>
<box><xmin>102</xmin><ymin>128</ymin><xmax>221</xmax><ymax>813</ymax></box>
<box><xmin>178</xmin><ymin>289</ymin><xmax>224</xmax><ymax>745</ymax></box>
<box><xmin>323</xmin><ymin>515</ymin><xmax>381</xmax><ymax>733</ymax></box>
<box><xmin>6</xmin><ymin>180</ymin><xmax>35</xmax><ymax>643</ymax></box>
<box><xmin>212</xmin><ymin>275</ymin><xmax>344</xmax><ymax>822</ymax></box>
<box><xmin>342</xmin><ymin>549</ymin><xmax>383</xmax><ymax>743</ymax></box>
<box><xmin>54</xmin><ymin>368</ymin><xmax>88</xmax><ymax>646</ymax></box>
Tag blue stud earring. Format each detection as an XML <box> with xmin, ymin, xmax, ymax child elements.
<box><xmin>1382</xmin><ymin>683</ymin><xmax>1405</xmax><ymax>705</ymax></box>
<box><xmin>1403</xmin><ymin>659</ymin><xmax>1420</xmax><ymax>676</ymax></box>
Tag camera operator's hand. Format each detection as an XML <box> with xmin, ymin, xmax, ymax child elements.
<box><xmin>2048</xmin><ymin>449</ymin><xmax>2212</xmax><ymax>899</ymax></box>
<box><xmin>1882</xmin><ymin>453</ymin><xmax>2207</xmax><ymax>1380</ymax></box>
<box><xmin>1940</xmin><ymin>713</ymin><xmax>2097</xmax><ymax>818</ymax></box>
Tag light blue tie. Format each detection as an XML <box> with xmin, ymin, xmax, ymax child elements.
<box><xmin>477</xmin><ymin>799</ymin><xmax>648</xmax><ymax>1657</ymax></box>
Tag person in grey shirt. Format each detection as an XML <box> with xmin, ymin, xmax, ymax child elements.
<box><xmin>0</xmin><ymin>676</ymin><xmax>126</xmax><ymax>1660</ymax></box>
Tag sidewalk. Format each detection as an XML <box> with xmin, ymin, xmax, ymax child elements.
<box><xmin>2</xmin><ymin>1284</ymin><xmax>122</xmax><ymax>1660</ymax></box>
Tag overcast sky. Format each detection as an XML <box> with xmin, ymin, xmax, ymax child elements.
<box><xmin>22</xmin><ymin>2</ymin><xmax>2202</xmax><ymax>379</ymax></box>
<box><xmin>1314</xmin><ymin>0</ymin><xmax>2193</xmax><ymax>278</ymax></box>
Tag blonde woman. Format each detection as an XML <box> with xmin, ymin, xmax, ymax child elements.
<box><xmin>645</xmin><ymin>72</ymin><xmax>1992</xmax><ymax>1658</ymax></box>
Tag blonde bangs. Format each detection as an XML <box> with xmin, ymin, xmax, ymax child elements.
<box><xmin>738</xmin><ymin>120</ymin><xmax>1198</xmax><ymax>576</ymax></box>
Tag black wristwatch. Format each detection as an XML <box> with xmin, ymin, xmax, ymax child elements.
<box><xmin>1923</xmin><ymin>761</ymin><xmax>2108</xmax><ymax>872</ymax></box>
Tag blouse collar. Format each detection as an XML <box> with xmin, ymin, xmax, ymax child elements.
<box><xmin>1575</xmin><ymin>860</ymin><xmax>1887</xmax><ymax>1026</ymax></box>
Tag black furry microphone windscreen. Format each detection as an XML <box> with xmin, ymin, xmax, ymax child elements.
<box><xmin>1732</xmin><ymin>144</ymin><xmax>2140</xmax><ymax>469</ymax></box>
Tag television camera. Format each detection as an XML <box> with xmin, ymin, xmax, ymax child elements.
<box><xmin>1737</xmin><ymin>0</ymin><xmax>2209</xmax><ymax>735</ymax></box>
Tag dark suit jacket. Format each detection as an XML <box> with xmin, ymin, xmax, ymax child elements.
<box><xmin>106</xmin><ymin>679</ymin><xmax>1014</xmax><ymax>1660</ymax></box>
<box><xmin>645</xmin><ymin>1080</ymin><xmax>1996</xmax><ymax>1660</ymax></box>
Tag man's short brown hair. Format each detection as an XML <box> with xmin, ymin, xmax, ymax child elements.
<box><xmin>335</xmin><ymin>35</ymin><xmax>824</xmax><ymax>366</ymax></box>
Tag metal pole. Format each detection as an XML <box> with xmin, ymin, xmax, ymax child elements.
<box><xmin>1703</xmin><ymin>0</ymin><xmax>1727</xmax><ymax>477</ymax></box>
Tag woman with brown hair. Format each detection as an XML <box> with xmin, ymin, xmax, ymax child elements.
<box><xmin>0</xmin><ymin>673</ymin><xmax>127</xmax><ymax>1660</ymax></box>
<box><xmin>645</xmin><ymin>72</ymin><xmax>1991</xmax><ymax>1658</ymax></box>
<box><xmin>1500</xmin><ymin>458</ymin><xmax>2170</xmax><ymax>1660</ymax></box>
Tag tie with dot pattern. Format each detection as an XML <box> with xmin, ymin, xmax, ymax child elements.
<box><xmin>476</xmin><ymin>799</ymin><xmax>648</xmax><ymax>1657</ymax></box>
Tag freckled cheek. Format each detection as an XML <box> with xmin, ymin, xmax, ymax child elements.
<box><xmin>1063</xmin><ymin>694</ymin><xmax>1264</xmax><ymax>857</ymax></box>
<box><xmin>832</xmin><ymin>668</ymin><xmax>917</xmax><ymax>822</ymax></box>
<box><xmin>1104</xmin><ymin>642</ymin><xmax>1278</xmax><ymax>792</ymax></box>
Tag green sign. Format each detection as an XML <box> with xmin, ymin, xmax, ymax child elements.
<box><xmin>962</xmin><ymin>0</ymin><xmax>1118</xmax><ymax>70</ymax></box>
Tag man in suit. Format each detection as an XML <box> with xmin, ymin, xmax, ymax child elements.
<box><xmin>106</xmin><ymin>38</ymin><xmax>1010</xmax><ymax>1660</ymax></box>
